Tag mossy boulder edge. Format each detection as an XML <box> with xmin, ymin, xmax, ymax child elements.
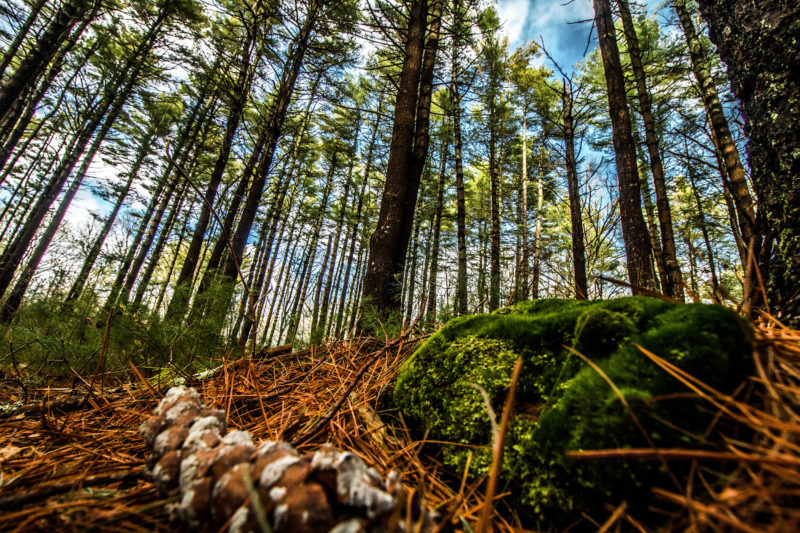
<box><xmin>392</xmin><ymin>297</ymin><xmax>753</xmax><ymax>521</ymax></box>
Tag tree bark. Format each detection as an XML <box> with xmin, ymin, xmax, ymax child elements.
<box><xmin>426</xmin><ymin>141</ymin><xmax>447</xmax><ymax>323</ymax></box>
<box><xmin>674</xmin><ymin>0</ymin><xmax>756</xmax><ymax>259</ymax></box>
<box><xmin>695</xmin><ymin>0</ymin><xmax>800</xmax><ymax>322</ymax></box>
<box><xmin>618</xmin><ymin>0</ymin><xmax>683</xmax><ymax>299</ymax></box>
<box><xmin>562</xmin><ymin>81</ymin><xmax>588</xmax><ymax>299</ymax></box>
<box><xmin>361</xmin><ymin>0</ymin><xmax>429</xmax><ymax>312</ymax></box>
<box><xmin>593</xmin><ymin>0</ymin><xmax>655</xmax><ymax>293</ymax></box>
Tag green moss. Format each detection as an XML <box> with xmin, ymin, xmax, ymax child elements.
<box><xmin>393</xmin><ymin>297</ymin><xmax>753</xmax><ymax>524</ymax></box>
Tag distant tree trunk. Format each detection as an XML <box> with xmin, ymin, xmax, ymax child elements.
<box><xmin>66</xmin><ymin>129</ymin><xmax>155</xmax><ymax>301</ymax></box>
<box><xmin>687</xmin><ymin>162</ymin><xmax>720</xmax><ymax>302</ymax></box>
<box><xmin>104</xmin><ymin>95</ymin><xmax>211</xmax><ymax>311</ymax></box>
<box><xmin>310</xmin><ymin>234</ymin><xmax>333</xmax><ymax>343</ymax></box>
<box><xmin>520</xmin><ymin>109</ymin><xmax>530</xmax><ymax>300</ymax></box>
<box><xmin>593</xmin><ymin>0</ymin><xmax>655</xmax><ymax>293</ymax></box>
<box><xmin>285</xmin><ymin>150</ymin><xmax>335</xmax><ymax>343</ymax></box>
<box><xmin>0</xmin><ymin>10</ymin><xmax>165</xmax><ymax>302</ymax></box>
<box><xmin>531</xmin><ymin>146</ymin><xmax>545</xmax><ymax>298</ymax></box>
<box><xmin>0</xmin><ymin>81</ymin><xmax>132</xmax><ymax>318</ymax></box>
<box><xmin>133</xmin><ymin>184</ymin><xmax>188</xmax><ymax>308</ymax></box>
<box><xmin>696</xmin><ymin>0</ymin><xmax>800</xmax><ymax>322</ymax></box>
<box><xmin>488</xmin><ymin>99</ymin><xmax>501</xmax><ymax>311</ymax></box>
<box><xmin>218</xmin><ymin>1</ymin><xmax>321</xmax><ymax>291</ymax></box>
<box><xmin>334</xmin><ymin>96</ymin><xmax>381</xmax><ymax>337</ymax></box>
<box><xmin>639</xmin><ymin>163</ymin><xmax>668</xmax><ymax>292</ymax></box>
<box><xmin>168</xmin><ymin>38</ymin><xmax>255</xmax><ymax>316</ymax></box>
<box><xmin>362</xmin><ymin>0</ymin><xmax>430</xmax><ymax>313</ymax></box>
<box><xmin>314</xmin><ymin>148</ymin><xmax>356</xmax><ymax>344</ymax></box>
<box><xmin>452</xmin><ymin>53</ymin><xmax>468</xmax><ymax>315</ymax></box>
<box><xmin>404</xmin><ymin>220</ymin><xmax>421</xmax><ymax>324</ymax></box>
<box><xmin>562</xmin><ymin>81</ymin><xmax>588</xmax><ymax>299</ymax></box>
<box><xmin>618</xmin><ymin>0</ymin><xmax>683</xmax><ymax>299</ymax></box>
<box><xmin>426</xmin><ymin>141</ymin><xmax>447</xmax><ymax>323</ymax></box>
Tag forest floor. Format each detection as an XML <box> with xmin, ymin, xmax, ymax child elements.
<box><xmin>0</xmin><ymin>321</ymin><xmax>798</xmax><ymax>532</ymax></box>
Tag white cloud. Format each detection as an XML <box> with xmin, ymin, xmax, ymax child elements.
<box><xmin>497</xmin><ymin>0</ymin><xmax>530</xmax><ymax>45</ymax></box>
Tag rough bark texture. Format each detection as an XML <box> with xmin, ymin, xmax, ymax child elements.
<box><xmin>696</xmin><ymin>0</ymin><xmax>800</xmax><ymax>324</ymax></box>
<box><xmin>361</xmin><ymin>0</ymin><xmax>428</xmax><ymax>312</ymax></box>
<box><xmin>594</xmin><ymin>0</ymin><xmax>655</xmax><ymax>293</ymax></box>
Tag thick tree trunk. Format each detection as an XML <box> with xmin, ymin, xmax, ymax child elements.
<box><xmin>361</xmin><ymin>0</ymin><xmax>429</xmax><ymax>312</ymax></box>
<box><xmin>593</xmin><ymin>0</ymin><xmax>655</xmax><ymax>293</ymax></box>
<box><xmin>696</xmin><ymin>0</ymin><xmax>800</xmax><ymax>322</ymax></box>
<box><xmin>618</xmin><ymin>0</ymin><xmax>683</xmax><ymax>299</ymax></box>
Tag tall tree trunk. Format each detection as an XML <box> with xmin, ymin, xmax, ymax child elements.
<box><xmin>334</xmin><ymin>96</ymin><xmax>381</xmax><ymax>337</ymax></box>
<box><xmin>66</xmin><ymin>129</ymin><xmax>155</xmax><ymax>301</ymax></box>
<box><xmin>168</xmin><ymin>38</ymin><xmax>255</xmax><ymax>314</ymax></box>
<box><xmin>0</xmin><ymin>79</ymin><xmax>133</xmax><ymax>318</ymax></box>
<box><xmin>104</xmin><ymin>94</ymin><xmax>212</xmax><ymax>311</ymax></box>
<box><xmin>404</xmin><ymin>220</ymin><xmax>421</xmax><ymax>324</ymax></box>
<box><xmin>452</xmin><ymin>56</ymin><xmax>468</xmax><ymax>314</ymax></box>
<box><xmin>593</xmin><ymin>0</ymin><xmax>655</xmax><ymax>293</ymax></box>
<box><xmin>520</xmin><ymin>108</ymin><xmax>530</xmax><ymax>300</ymax></box>
<box><xmin>361</xmin><ymin>0</ymin><xmax>429</xmax><ymax>313</ymax></box>
<box><xmin>562</xmin><ymin>81</ymin><xmax>588</xmax><ymax>299</ymax></box>
<box><xmin>488</xmin><ymin>97</ymin><xmax>501</xmax><ymax>311</ymax></box>
<box><xmin>314</xmin><ymin>146</ymin><xmax>356</xmax><ymax>344</ymax></box>
<box><xmin>531</xmin><ymin>146</ymin><xmax>545</xmax><ymax>298</ymax></box>
<box><xmin>618</xmin><ymin>0</ymin><xmax>683</xmax><ymax>299</ymax></box>
<box><xmin>218</xmin><ymin>1</ymin><xmax>321</xmax><ymax>290</ymax></box>
<box><xmin>687</xmin><ymin>162</ymin><xmax>720</xmax><ymax>302</ymax></box>
<box><xmin>696</xmin><ymin>0</ymin><xmax>800</xmax><ymax>322</ymax></box>
<box><xmin>426</xmin><ymin>141</ymin><xmax>447</xmax><ymax>323</ymax></box>
<box><xmin>284</xmin><ymin>150</ymin><xmax>335</xmax><ymax>343</ymax></box>
<box><xmin>133</xmin><ymin>184</ymin><xmax>188</xmax><ymax>308</ymax></box>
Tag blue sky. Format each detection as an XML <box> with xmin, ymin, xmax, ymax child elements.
<box><xmin>497</xmin><ymin>0</ymin><xmax>664</xmax><ymax>68</ymax></box>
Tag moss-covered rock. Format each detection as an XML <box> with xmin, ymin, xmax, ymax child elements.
<box><xmin>393</xmin><ymin>297</ymin><xmax>753</xmax><ymax>522</ymax></box>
